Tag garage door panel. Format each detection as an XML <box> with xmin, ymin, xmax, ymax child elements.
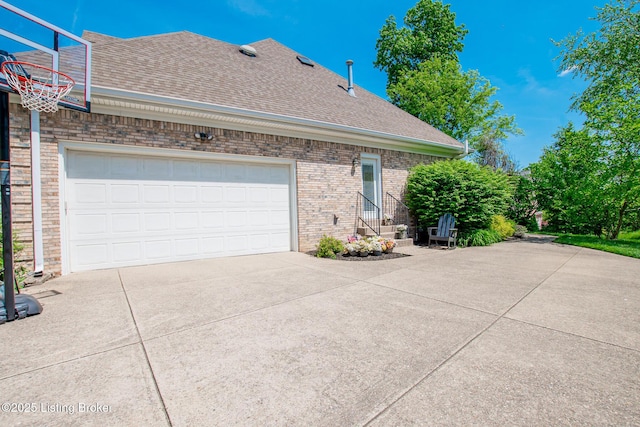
<box><xmin>173</xmin><ymin>160</ymin><xmax>199</xmax><ymax>180</ymax></box>
<box><xmin>111</xmin><ymin>156</ymin><xmax>139</xmax><ymax>178</ymax></box>
<box><xmin>71</xmin><ymin>213</ymin><xmax>108</xmax><ymax>236</ymax></box>
<box><xmin>73</xmin><ymin>243</ymin><xmax>108</xmax><ymax>268</ymax></box>
<box><xmin>174</xmin><ymin>212</ymin><xmax>199</xmax><ymax>229</ymax></box>
<box><xmin>68</xmin><ymin>152</ymin><xmax>108</xmax><ymax>178</ymax></box>
<box><xmin>269</xmin><ymin>209</ymin><xmax>289</xmax><ymax>225</ymax></box>
<box><xmin>247</xmin><ymin>165</ymin><xmax>268</xmax><ymax>181</ymax></box>
<box><xmin>143</xmin><ymin>185</ymin><xmax>171</xmax><ymax>203</ymax></box>
<box><xmin>270</xmin><ymin>187</ymin><xmax>289</xmax><ymax>203</ymax></box>
<box><xmin>66</xmin><ymin>150</ymin><xmax>292</xmax><ymax>271</ymax></box>
<box><xmin>111</xmin><ymin>184</ymin><xmax>140</xmax><ymax>204</ymax></box>
<box><xmin>175</xmin><ymin>238</ymin><xmax>199</xmax><ymax>257</ymax></box>
<box><xmin>144</xmin><ymin>212</ymin><xmax>171</xmax><ymax>231</ymax></box>
<box><xmin>225</xmin><ymin>187</ymin><xmax>246</xmax><ymax>203</ymax></box>
<box><xmin>225</xmin><ymin>164</ymin><xmax>246</xmax><ymax>181</ymax></box>
<box><xmin>202</xmin><ymin>211</ymin><xmax>224</xmax><ymax>228</ymax></box>
<box><xmin>226</xmin><ymin>211</ymin><xmax>247</xmax><ymax>228</ymax></box>
<box><xmin>143</xmin><ymin>158</ymin><xmax>172</xmax><ymax>178</ymax></box>
<box><xmin>145</xmin><ymin>240</ymin><xmax>172</xmax><ymax>259</ymax></box>
<box><xmin>201</xmin><ymin>163</ymin><xmax>222</xmax><ymax>180</ymax></box>
<box><xmin>249</xmin><ymin>187</ymin><xmax>269</xmax><ymax>203</ymax></box>
<box><xmin>249</xmin><ymin>210</ymin><xmax>269</xmax><ymax>227</ymax></box>
<box><xmin>111</xmin><ymin>213</ymin><xmax>141</xmax><ymax>233</ymax></box>
<box><xmin>175</xmin><ymin>185</ymin><xmax>198</xmax><ymax>203</ymax></box>
<box><xmin>270</xmin><ymin>232</ymin><xmax>291</xmax><ymax>248</ymax></box>
<box><xmin>270</xmin><ymin>166</ymin><xmax>289</xmax><ymax>183</ymax></box>
<box><xmin>112</xmin><ymin>241</ymin><xmax>142</xmax><ymax>262</ymax></box>
<box><xmin>201</xmin><ymin>186</ymin><xmax>224</xmax><ymax>203</ymax></box>
<box><xmin>226</xmin><ymin>235</ymin><xmax>249</xmax><ymax>252</ymax></box>
<box><xmin>73</xmin><ymin>183</ymin><xmax>107</xmax><ymax>204</ymax></box>
<box><xmin>202</xmin><ymin>237</ymin><xmax>224</xmax><ymax>254</ymax></box>
<box><xmin>250</xmin><ymin>234</ymin><xmax>270</xmax><ymax>250</ymax></box>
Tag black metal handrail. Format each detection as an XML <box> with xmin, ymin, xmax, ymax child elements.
<box><xmin>355</xmin><ymin>192</ymin><xmax>380</xmax><ymax>236</ymax></box>
<box><xmin>384</xmin><ymin>192</ymin><xmax>411</xmax><ymax>237</ymax></box>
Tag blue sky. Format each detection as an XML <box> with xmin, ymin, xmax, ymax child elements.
<box><xmin>6</xmin><ymin>0</ymin><xmax>603</xmax><ymax>167</ymax></box>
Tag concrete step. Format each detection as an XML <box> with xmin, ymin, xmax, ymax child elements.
<box><xmin>357</xmin><ymin>224</ymin><xmax>403</xmax><ymax>233</ymax></box>
<box><xmin>357</xmin><ymin>227</ymin><xmax>411</xmax><ymax>240</ymax></box>
<box><xmin>395</xmin><ymin>238</ymin><xmax>414</xmax><ymax>247</ymax></box>
<box><xmin>355</xmin><ymin>228</ymin><xmax>414</xmax><ymax>247</ymax></box>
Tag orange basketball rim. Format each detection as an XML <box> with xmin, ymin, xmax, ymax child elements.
<box><xmin>1</xmin><ymin>60</ymin><xmax>75</xmax><ymax>113</ymax></box>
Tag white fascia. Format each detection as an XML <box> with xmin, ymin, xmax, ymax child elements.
<box><xmin>90</xmin><ymin>86</ymin><xmax>465</xmax><ymax>158</ymax></box>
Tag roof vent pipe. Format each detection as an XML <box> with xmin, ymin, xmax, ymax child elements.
<box><xmin>346</xmin><ymin>59</ymin><xmax>356</xmax><ymax>97</ymax></box>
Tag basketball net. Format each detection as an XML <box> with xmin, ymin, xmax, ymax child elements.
<box><xmin>1</xmin><ymin>61</ymin><xmax>75</xmax><ymax>113</ymax></box>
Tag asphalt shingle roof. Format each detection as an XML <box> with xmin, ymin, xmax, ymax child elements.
<box><xmin>84</xmin><ymin>30</ymin><xmax>463</xmax><ymax>149</ymax></box>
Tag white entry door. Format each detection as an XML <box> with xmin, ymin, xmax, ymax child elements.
<box><xmin>63</xmin><ymin>149</ymin><xmax>293</xmax><ymax>272</ymax></box>
<box><xmin>361</xmin><ymin>155</ymin><xmax>381</xmax><ymax>215</ymax></box>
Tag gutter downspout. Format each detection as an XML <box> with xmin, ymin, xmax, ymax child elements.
<box><xmin>31</xmin><ymin>110</ymin><xmax>44</xmax><ymax>275</ymax></box>
<box><xmin>455</xmin><ymin>139</ymin><xmax>470</xmax><ymax>159</ymax></box>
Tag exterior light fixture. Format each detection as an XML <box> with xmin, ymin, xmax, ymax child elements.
<box><xmin>352</xmin><ymin>157</ymin><xmax>360</xmax><ymax>167</ymax></box>
<box><xmin>194</xmin><ymin>132</ymin><xmax>214</xmax><ymax>141</ymax></box>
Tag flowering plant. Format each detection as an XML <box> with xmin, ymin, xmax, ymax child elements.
<box><xmin>347</xmin><ymin>234</ymin><xmax>361</xmax><ymax>243</ymax></box>
<box><xmin>396</xmin><ymin>224</ymin><xmax>407</xmax><ymax>232</ymax></box>
<box><xmin>384</xmin><ymin>238</ymin><xmax>396</xmax><ymax>250</ymax></box>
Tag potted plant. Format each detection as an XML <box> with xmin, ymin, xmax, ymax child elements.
<box><xmin>353</xmin><ymin>240</ymin><xmax>368</xmax><ymax>257</ymax></box>
<box><xmin>345</xmin><ymin>243</ymin><xmax>357</xmax><ymax>256</ymax></box>
<box><xmin>383</xmin><ymin>238</ymin><xmax>396</xmax><ymax>253</ymax></box>
<box><xmin>372</xmin><ymin>241</ymin><xmax>383</xmax><ymax>256</ymax></box>
<box><xmin>396</xmin><ymin>224</ymin><xmax>408</xmax><ymax>239</ymax></box>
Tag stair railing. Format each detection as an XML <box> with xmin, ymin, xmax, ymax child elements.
<box><xmin>355</xmin><ymin>192</ymin><xmax>381</xmax><ymax>236</ymax></box>
<box><xmin>384</xmin><ymin>192</ymin><xmax>412</xmax><ymax>237</ymax></box>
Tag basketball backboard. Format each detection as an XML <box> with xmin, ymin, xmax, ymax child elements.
<box><xmin>0</xmin><ymin>1</ymin><xmax>91</xmax><ymax>112</ymax></box>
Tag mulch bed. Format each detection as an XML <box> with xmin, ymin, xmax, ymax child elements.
<box><xmin>307</xmin><ymin>251</ymin><xmax>411</xmax><ymax>261</ymax></box>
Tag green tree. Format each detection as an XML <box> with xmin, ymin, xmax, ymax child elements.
<box><xmin>375</xmin><ymin>0</ymin><xmax>521</xmax><ymax>171</ymax></box>
<box><xmin>374</xmin><ymin>0</ymin><xmax>467</xmax><ymax>88</ymax></box>
<box><xmin>530</xmin><ymin>125</ymin><xmax>609</xmax><ymax>236</ymax></box>
<box><xmin>405</xmin><ymin>160</ymin><xmax>512</xmax><ymax>233</ymax></box>
<box><xmin>508</xmin><ymin>174</ymin><xmax>538</xmax><ymax>227</ymax></box>
<box><xmin>544</xmin><ymin>0</ymin><xmax>640</xmax><ymax>238</ymax></box>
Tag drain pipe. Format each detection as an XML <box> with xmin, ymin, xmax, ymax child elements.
<box><xmin>456</xmin><ymin>139</ymin><xmax>470</xmax><ymax>159</ymax></box>
<box><xmin>346</xmin><ymin>60</ymin><xmax>356</xmax><ymax>97</ymax></box>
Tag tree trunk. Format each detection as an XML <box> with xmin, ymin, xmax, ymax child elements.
<box><xmin>610</xmin><ymin>199</ymin><xmax>628</xmax><ymax>240</ymax></box>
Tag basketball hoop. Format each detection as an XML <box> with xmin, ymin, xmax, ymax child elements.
<box><xmin>1</xmin><ymin>61</ymin><xmax>75</xmax><ymax>113</ymax></box>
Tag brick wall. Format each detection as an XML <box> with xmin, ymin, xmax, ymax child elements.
<box><xmin>9</xmin><ymin>104</ymin><xmax>439</xmax><ymax>274</ymax></box>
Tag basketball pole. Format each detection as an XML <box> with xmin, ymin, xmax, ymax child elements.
<box><xmin>1</xmin><ymin>90</ymin><xmax>16</xmax><ymax>321</ymax></box>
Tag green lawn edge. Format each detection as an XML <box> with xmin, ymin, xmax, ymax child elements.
<box><xmin>553</xmin><ymin>234</ymin><xmax>640</xmax><ymax>259</ymax></box>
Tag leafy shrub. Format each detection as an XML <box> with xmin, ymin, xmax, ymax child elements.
<box><xmin>513</xmin><ymin>225</ymin><xmax>527</xmax><ymax>238</ymax></box>
<box><xmin>458</xmin><ymin>229</ymin><xmax>502</xmax><ymax>247</ymax></box>
<box><xmin>0</xmin><ymin>231</ymin><xmax>28</xmax><ymax>286</ymax></box>
<box><xmin>525</xmin><ymin>216</ymin><xmax>539</xmax><ymax>232</ymax></box>
<box><xmin>406</xmin><ymin>160</ymin><xmax>512</xmax><ymax>233</ymax></box>
<box><xmin>316</xmin><ymin>235</ymin><xmax>345</xmax><ymax>259</ymax></box>
<box><xmin>507</xmin><ymin>174</ymin><xmax>538</xmax><ymax>226</ymax></box>
<box><xmin>619</xmin><ymin>230</ymin><xmax>640</xmax><ymax>241</ymax></box>
<box><xmin>490</xmin><ymin>215</ymin><xmax>515</xmax><ymax>240</ymax></box>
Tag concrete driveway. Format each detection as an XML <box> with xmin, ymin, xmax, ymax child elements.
<box><xmin>1</xmin><ymin>236</ymin><xmax>639</xmax><ymax>426</ymax></box>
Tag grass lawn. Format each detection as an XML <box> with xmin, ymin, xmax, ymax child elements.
<box><xmin>553</xmin><ymin>234</ymin><xmax>640</xmax><ymax>259</ymax></box>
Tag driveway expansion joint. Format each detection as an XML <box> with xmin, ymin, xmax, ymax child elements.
<box><xmin>363</xmin><ymin>247</ymin><xmax>584</xmax><ymax>425</ymax></box>
<box><xmin>118</xmin><ymin>270</ymin><xmax>173</xmax><ymax>427</ymax></box>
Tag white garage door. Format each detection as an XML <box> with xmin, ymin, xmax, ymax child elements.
<box><xmin>64</xmin><ymin>150</ymin><xmax>292</xmax><ymax>272</ymax></box>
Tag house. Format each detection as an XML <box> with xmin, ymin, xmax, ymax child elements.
<box><xmin>8</xmin><ymin>30</ymin><xmax>464</xmax><ymax>275</ymax></box>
